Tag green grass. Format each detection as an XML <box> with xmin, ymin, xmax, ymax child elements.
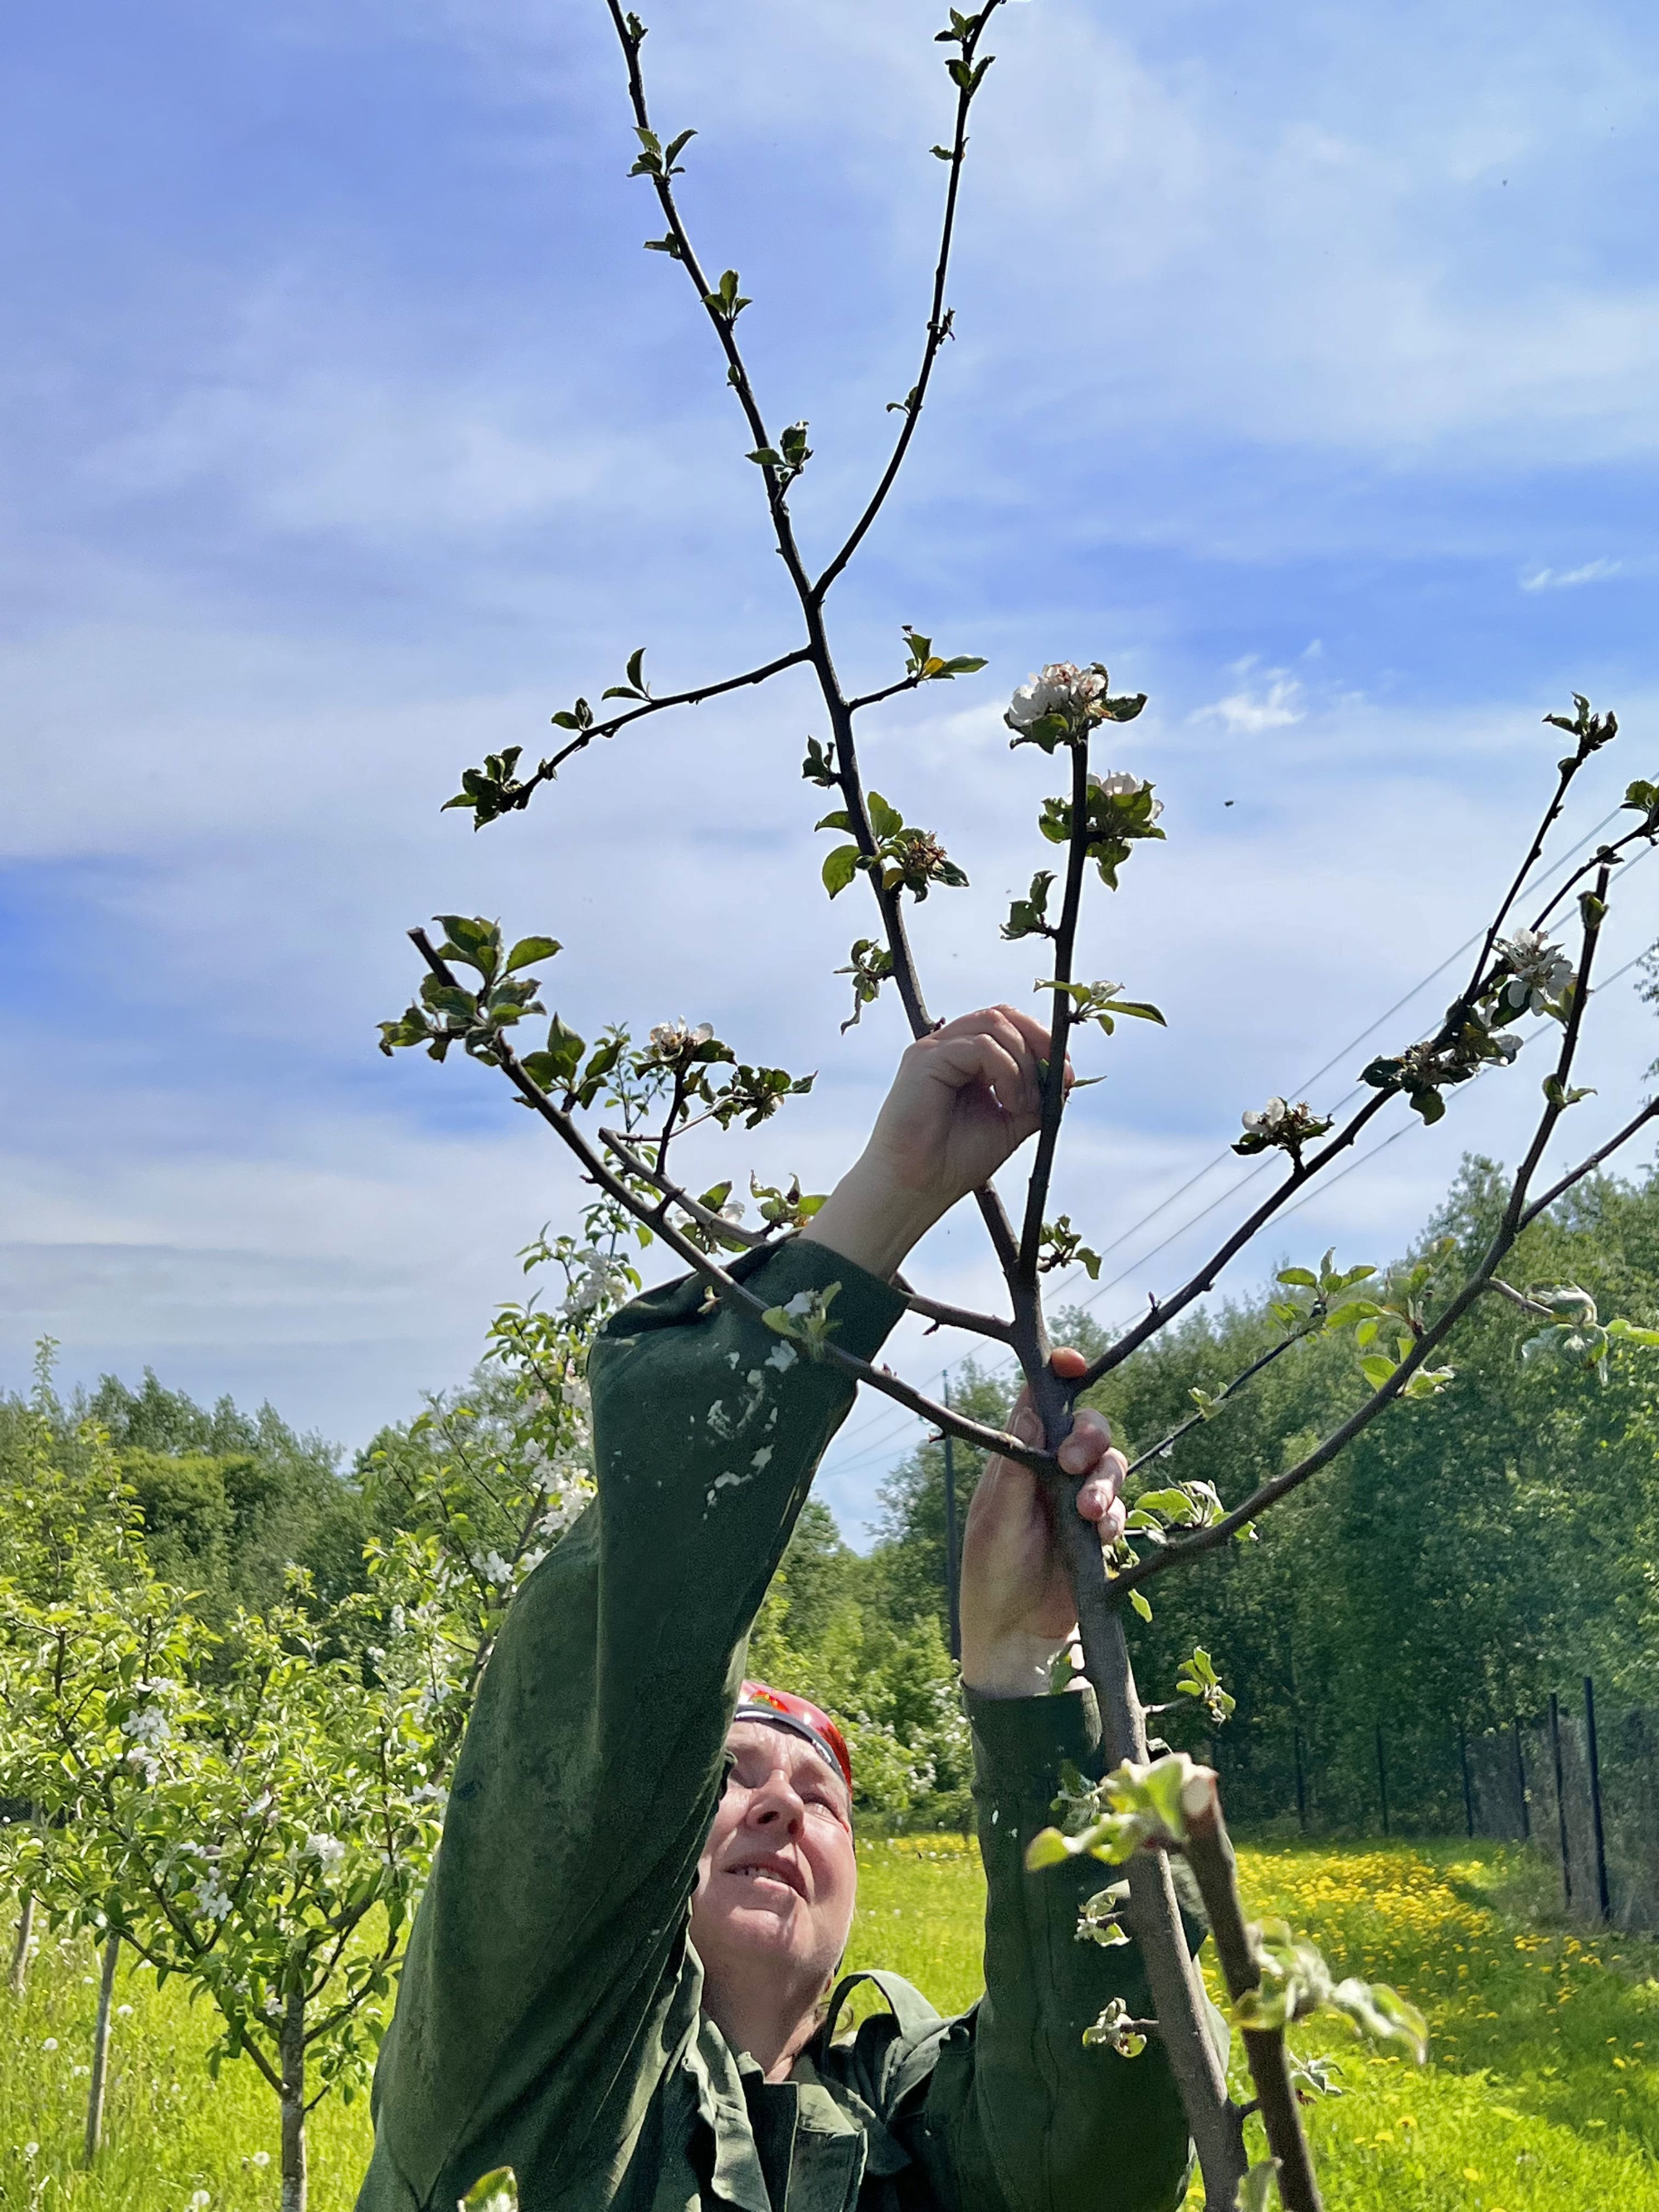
<box><xmin>0</xmin><ymin>1921</ymin><xmax>374</xmax><ymax>2212</ymax></box>
<box><xmin>7</xmin><ymin>1840</ymin><xmax>1659</xmax><ymax>2209</ymax></box>
<box><xmin>843</xmin><ymin>1833</ymin><xmax>1659</xmax><ymax>2212</ymax></box>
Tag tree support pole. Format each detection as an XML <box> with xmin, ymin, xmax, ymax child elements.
<box><xmin>280</xmin><ymin>1989</ymin><xmax>308</xmax><ymax>2212</ymax></box>
<box><xmin>82</xmin><ymin>1930</ymin><xmax>119</xmax><ymax>2166</ymax></box>
<box><xmin>1584</xmin><ymin>1676</ymin><xmax>1611</xmax><ymax>1924</ymax></box>
<box><xmin>1550</xmin><ymin>1692</ymin><xmax>1573</xmax><ymax>1910</ymax></box>
<box><xmin>8</xmin><ymin>1892</ymin><xmax>34</xmax><ymax>1996</ymax></box>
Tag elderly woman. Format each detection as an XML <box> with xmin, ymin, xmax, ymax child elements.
<box><xmin>356</xmin><ymin>1009</ymin><xmax>1194</xmax><ymax>2212</ymax></box>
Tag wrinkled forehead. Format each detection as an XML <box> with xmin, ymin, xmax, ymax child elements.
<box><xmin>725</xmin><ymin>1717</ymin><xmax>851</xmax><ymax>1804</ymax></box>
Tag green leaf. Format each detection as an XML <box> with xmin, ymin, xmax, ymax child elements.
<box><xmin>1024</xmin><ymin>1826</ymin><xmax>1074</xmax><ymax>1870</ymax></box>
<box><xmin>1130</xmin><ymin>1588</ymin><xmax>1153</xmax><ymax>1622</ymax></box>
<box><xmin>801</xmin><ymin>736</ymin><xmax>837</xmax><ymax>787</ymax></box>
<box><xmin>815</xmin><ymin>809</ymin><xmax>854</xmax><ymax>833</ymax></box>
<box><xmin>930</xmin><ymin>143</ymin><xmax>954</xmax><ymax>159</ymax></box>
<box><xmin>1329</xmin><ymin>1977</ymin><xmax>1428</xmax><ymax>2063</ymax></box>
<box><xmin>1240</xmin><ymin>2162</ymin><xmax>1281</xmax><ymax>2212</ymax></box>
<box><xmin>663</xmin><ymin>129</ymin><xmax>696</xmax><ymax>168</ymax></box>
<box><xmin>867</xmin><ymin>791</ymin><xmax>904</xmax><ymax>839</ymax></box>
<box><xmin>504</xmin><ymin>936</ymin><xmax>561</xmax><ymax>975</ymax></box>
<box><xmin>433</xmin><ymin>915</ymin><xmax>499</xmax><ymax>977</ymax></box>
<box><xmin>1360</xmin><ymin>1354</ymin><xmax>1397</xmax><ymax>1390</ymax></box>
<box><xmin>821</xmin><ymin>844</ymin><xmax>863</xmax><ymax>897</ymax></box>
<box><xmin>1608</xmin><ymin>1318</ymin><xmax>1659</xmax><ymax>1347</ymax></box>
<box><xmin>1276</xmin><ymin>1266</ymin><xmax>1319</xmax><ymax>1288</ymax></box>
<box><xmin>460</xmin><ymin>2170</ymin><xmax>519</xmax><ymax>2212</ymax></box>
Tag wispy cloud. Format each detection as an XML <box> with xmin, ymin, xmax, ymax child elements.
<box><xmin>6</xmin><ymin>0</ymin><xmax>1659</xmax><ymax>1530</ymax></box>
<box><xmin>1190</xmin><ymin>675</ymin><xmax>1306</xmax><ymax>735</ymax></box>
<box><xmin>1520</xmin><ymin>558</ymin><xmax>1625</xmax><ymax>592</ymax></box>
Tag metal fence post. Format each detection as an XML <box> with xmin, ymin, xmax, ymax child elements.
<box><xmin>1375</xmin><ymin>1723</ymin><xmax>1390</xmax><ymax>1836</ymax></box>
<box><xmin>1584</xmin><ymin>1675</ymin><xmax>1612</xmax><ymax>1923</ymax></box>
<box><xmin>1550</xmin><ymin>1691</ymin><xmax>1573</xmax><ymax>1908</ymax></box>
<box><xmin>1512</xmin><ymin>1717</ymin><xmax>1530</xmax><ymax>1841</ymax></box>
<box><xmin>1459</xmin><ymin>1725</ymin><xmax>1475</xmax><ymax>1838</ymax></box>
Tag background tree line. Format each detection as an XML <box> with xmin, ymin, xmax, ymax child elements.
<box><xmin>12</xmin><ymin>1143</ymin><xmax>1659</xmax><ymax>1849</ymax></box>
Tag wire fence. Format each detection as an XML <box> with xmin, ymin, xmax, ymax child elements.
<box><xmin>1210</xmin><ymin>1676</ymin><xmax>1659</xmax><ymax>1935</ymax></box>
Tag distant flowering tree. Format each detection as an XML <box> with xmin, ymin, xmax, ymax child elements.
<box><xmin>0</xmin><ymin>1556</ymin><xmax>447</xmax><ymax>2212</ymax></box>
<box><xmin>360</xmin><ymin>1208</ymin><xmax>634</xmax><ymax>1766</ymax></box>
<box><xmin>0</xmin><ymin>1266</ymin><xmax>628</xmax><ymax>2212</ymax></box>
<box><xmin>376</xmin><ymin>5</ymin><xmax>1659</xmax><ymax>2204</ymax></box>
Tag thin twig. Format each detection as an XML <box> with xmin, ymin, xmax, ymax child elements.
<box><xmin>811</xmin><ymin>0</ymin><xmax>1007</xmax><ymax>605</ymax></box>
<box><xmin>506</xmin><ymin>646</ymin><xmax>814</xmax><ymax>816</ymax></box>
<box><xmin>598</xmin><ymin>1127</ymin><xmax>770</xmax><ymax>1248</ymax></box>
<box><xmin>604</xmin><ymin>0</ymin><xmax>815</xmax><ymax>604</ymax></box>
<box><xmin>893</xmin><ymin>1277</ymin><xmax>1017</xmax><ymax>1343</ymax></box>
<box><xmin>412</xmin><ymin>931</ymin><xmax>1056</xmax><ymax>1472</ymax></box>
<box><xmin>1018</xmin><ymin>735</ymin><xmax>1092</xmax><ymax>1284</ymax></box>
<box><xmin>1112</xmin><ymin>873</ymin><xmax>1623</xmax><ymax>1593</ymax></box>
<box><xmin>1075</xmin><ymin>1091</ymin><xmax>1395</xmax><ymax>1390</ymax></box>
<box><xmin>1121</xmin><ymin>1327</ymin><xmax>1309</xmax><ymax>1480</ymax></box>
<box><xmin>846</xmin><ymin>673</ymin><xmax>926</xmax><ymax>714</ymax></box>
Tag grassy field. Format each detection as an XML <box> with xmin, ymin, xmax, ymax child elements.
<box><xmin>5</xmin><ymin>1838</ymin><xmax>1658</xmax><ymax>2210</ymax></box>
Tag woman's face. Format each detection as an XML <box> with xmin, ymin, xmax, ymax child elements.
<box><xmin>689</xmin><ymin>1720</ymin><xmax>858</xmax><ymax>2008</ymax></box>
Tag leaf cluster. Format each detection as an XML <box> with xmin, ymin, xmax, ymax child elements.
<box><xmin>819</xmin><ymin>792</ymin><xmax>968</xmax><ymax>902</ymax></box>
<box><xmin>377</xmin><ymin>917</ymin><xmax>557</xmax><ymax>1068</ymax></box>
<box><xmin>1039</xmin><ymin>776</ymin><xmax>1165</xmax><ymax>888</ymax></box>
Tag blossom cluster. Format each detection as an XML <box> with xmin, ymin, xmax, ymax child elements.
<box><xmin>1491</xmin><ymin>926</ymin><xmax>1574</xmax><ymax>1017</ymax></box>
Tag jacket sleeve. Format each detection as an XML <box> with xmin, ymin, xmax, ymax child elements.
<box><xmin>902</xmin><ymin>1689</ymin><xmax>1199</xmax><ymax>2212</ymax></box>
<box><xmin>360</xmin><ymin>1237</ymin><xmax>905</xmax><ymax>2210</ymax></box>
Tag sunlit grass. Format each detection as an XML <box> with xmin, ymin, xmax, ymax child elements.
<box><xmin>0</xmin><ymin>1918</ymin><xmax>373</xmax><ymax>2212</ymax></box>
<box><xmin>7</xmin><ymin>1839</ymin><xmax>1659</xmax><ymax>2209</ymax></box>
<box><xmin>846</xmin><ymin>1834</ymin><xmax>1659</xmax><ymax>2211</ymax></box>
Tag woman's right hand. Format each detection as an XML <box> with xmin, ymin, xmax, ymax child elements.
<box><xmin>802</xmin><ymin>1005</ymin><xmax>1067</xmax><ymax>1279</ymax></box>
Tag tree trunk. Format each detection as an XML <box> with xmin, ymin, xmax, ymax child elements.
<box><xmin>280</xmin><ymin>1992</ymin><xmax>308</xmax><ymax>2212</ymax></box>
<box><xmin>8</xmin><ymin>1892</ymin><xmax>34</xmax><ymax>1996</ymax></box>
<box><xmin>1037</xmin><ymin>1359</ymin><xmax>1248</xmax><ymax>2207</ymax></box>
<box><xmin>1185</xmin><ymin>1785</ymin><xmax>1323</xmax><ymax>2212</ymax></box>
<box><xmin>81</xmin><ymin>1930</ymin><xmax>120</xmax><ymax>2166</ymax></box>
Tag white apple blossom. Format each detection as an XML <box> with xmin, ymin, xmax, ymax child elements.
<box><xmin>195</xmin><ymin>1874</ymin><xmax>232</xmax><ymax>1923</ymax></box>
<box><xmin>562</xmin><ymin>1250</ymin><xmax>632</xmax><ymax>1318</ymax></box>
<box><xmin>1006</xmin><ymin>661</ymin><xmax>1105</xmax><ymax>730</ymax></box>
<box><xmin>302</xmin><ymin>1832</ymin><xmax>347</xmax><ymax>1872</ymax></box>
<box><xmin>1241</xmin><ymin>1097</ymin><xmax>1291</xmax><ymax>1136</ymax></box>
<box><xmin>647</xmin><ymin>1018</ymin><xmax>713</xmax><ymax>1060</ymax></box>
<box><xmin>1493</xmin><ymin>926</ymin><xmax>1574</xmax><ymax>1015</ymax></box>
<box><xmin>1090</xmin><ymin>770</ymin><xmax>1164</xmax><ymax>821</ymax></box>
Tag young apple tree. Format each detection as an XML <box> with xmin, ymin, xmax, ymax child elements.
<box><xmin>377</xmin><ymin>6</ymin><xmax>1659</xmax><ymax>2203</ymax></box>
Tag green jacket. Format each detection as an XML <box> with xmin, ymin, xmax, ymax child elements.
<box><xmin>356</xmin><ymin>1238</ymin><xmax>1194</xmax><ymax>2212</ymax></box>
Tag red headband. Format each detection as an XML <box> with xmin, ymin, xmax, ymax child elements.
<box><xmin>735</xmin><ymin>1680</ymin><xmax>854</xmax><ymax>1793</ymax></box>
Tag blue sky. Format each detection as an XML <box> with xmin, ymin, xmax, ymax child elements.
<box><xmin>5</xmin><ymin>0</ymin><xmax>1659</xmax><ymax>1537</ymax></box>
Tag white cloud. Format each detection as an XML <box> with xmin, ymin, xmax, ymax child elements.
<box><xmin>1190</xmin><ymin>675</ymin><xmax>1305</xmax><ymax>735</ymax></box>
<box><xmin>1520</xmin><ymin>558</ymin><xmax>1626</xmax><ymax>592</ymax></box>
